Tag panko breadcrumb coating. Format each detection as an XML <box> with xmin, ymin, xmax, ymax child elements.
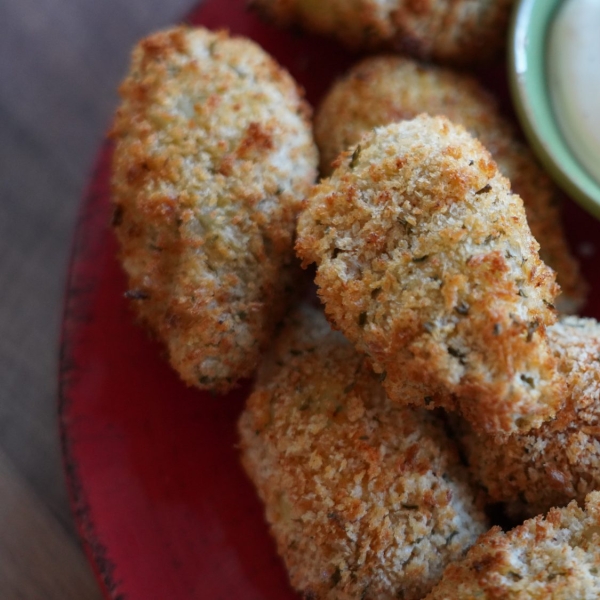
<box><xmin>250</xmin><ymin>0</ymin><xmax>514</xmax><ymax>65</ymax></box>
<box><xmin>296</xmin><ymin>116</ymin><xmax>564</xmax><ymax>436</ymax></box>
<box><xmin>111</xmin><ymin>27</ymin><xmax>318</xmax><ymax>392</ymax></box>
<box><xmin>425</xmin><ymin>492</ymin><xmax>600</xmax><ymax>600</ymax></box>
<box><xmin>239</xmin><ymin>305</ymin><xmax>488</xmax><ymax>600</ymax></box>
<box><xmin>315</xmin><ymin>56</ymin><xmax>586</xmax><ymax>313</ymax></box>
<box><xmin>459</xmin><ymin>317</ymin><xmax>600</xmax><ymax>519</ymax></box>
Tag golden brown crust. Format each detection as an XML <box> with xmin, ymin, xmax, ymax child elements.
<box><xmin>296</xmin><ymin>116</ymin><xmax>565</xmax><ymax>436</ymax></box>
<box><xmin>239</xmin><ymin>305</ymin><xmax>488</xmax><ymax>600</ymax></box>
<box><xmin>314</xmin><ymin>55</ymin><xmax>587</xmax><ymax>312</ymax></box>
<box><xmin>425</xmin><ymin>492</ymin><xmax>600</xmax><ymax>599</ymax></box>
<box><xmin>459</xmin><ymin>317</ymin><xmax>600</xmax><ymax>519</ymax></box>
<box><xmin>111</xmin><ymin>27</ymin><xmax>318</xmax><ymax>392</ymax></box>
<box><xmin>250</xmin><ymin>0</ymin><xmax>514</xmax><ymax>65</ymax></box>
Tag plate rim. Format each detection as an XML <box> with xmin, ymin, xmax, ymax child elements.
<box><xmin>58</xmin><ymin>139</ymin><xmax>120</xmax><ymax>600</ymax></box>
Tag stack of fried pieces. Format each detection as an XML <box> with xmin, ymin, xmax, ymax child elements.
<box><xmin>110</xmin><ymin>3</ymin><xmax>600</xmax><ymax>597</ymax></box>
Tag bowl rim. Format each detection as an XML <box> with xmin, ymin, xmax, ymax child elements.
<box><xmin>508</xmin><ymin>0</ymin><xmax>600</xmax><ymax>219</ymax></box>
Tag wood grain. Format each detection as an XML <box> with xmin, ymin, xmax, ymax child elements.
<box><xmin>0</xmin><ymin>447</ymin><xmax>103</xmax><ymax>600</ymax></box>
<box><xmin>0</xmin><ymin>0</ymin><xmax>196</xmax><ymax>596</ymax></box>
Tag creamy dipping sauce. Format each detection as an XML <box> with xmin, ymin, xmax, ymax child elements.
<box><xmin>548</xmin><ymin>0</ymin><xmax>600</xmax><ymax>185</ymax></box>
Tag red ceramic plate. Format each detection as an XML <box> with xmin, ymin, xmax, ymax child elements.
<box><xmin>59</xmin><ymin>2</ymin><xmax>600</xmax><ymax>599</ymax></box>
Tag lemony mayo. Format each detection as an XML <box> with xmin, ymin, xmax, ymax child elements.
<box><xmin>548</xmin><ymin>0</ymin><xmax>600</xmax><ymax>184</ymax></box>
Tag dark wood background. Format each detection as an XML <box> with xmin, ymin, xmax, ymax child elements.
<box><xmin>0</xmin><ymin>0</ymin><xmax>196</xmax><ymax>596</ymax></box>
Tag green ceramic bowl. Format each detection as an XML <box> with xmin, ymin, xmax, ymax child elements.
<box><xmin>509</xmin><ymin>0</ymin><xmax>600</xmax><ymax>218</ymax></box>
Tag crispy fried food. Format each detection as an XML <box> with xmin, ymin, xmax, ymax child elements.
<box><xmin>459</xmin><ymin>317</ymin><xmax>600</xmax><ymax>519</ymax></box>
<box><xmin>296</xmin><ymin>116</ymin><xmax>565</xmax><ymax>436</ymax></box>
<box><xmin>111</xmin><ymin>27</ymin><xmax>318</xmax><ymax>392</ymax></box>
<box><xmin>239</xmin><ymin>305</ymin><xmax>488</xmax><ymax>600</ymax></box>
<box><xmin>425</xmin><ymin>492</ymin><xmax>600</xmax><ymax>600</ymax></box>
<box><xmin>315</xmin><ymin>56</ymin><xmax>586</xmax><ymax>313</ymax></box>
<box><xmin>250</xmin><ymin>0</ymin><xmax>514</xmax><ymax>65</ymax></box>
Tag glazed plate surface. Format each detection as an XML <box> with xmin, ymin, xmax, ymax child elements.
<box><xmin>59</xmin><ymin>1</ymin><xmax>600</xmax><ymax>598</ymax></box>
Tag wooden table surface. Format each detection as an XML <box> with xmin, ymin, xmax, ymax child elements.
<box><xmin>0</xmin><ymin>0</ymin><xmax>197</xmax><ymax>596</ymax></box>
